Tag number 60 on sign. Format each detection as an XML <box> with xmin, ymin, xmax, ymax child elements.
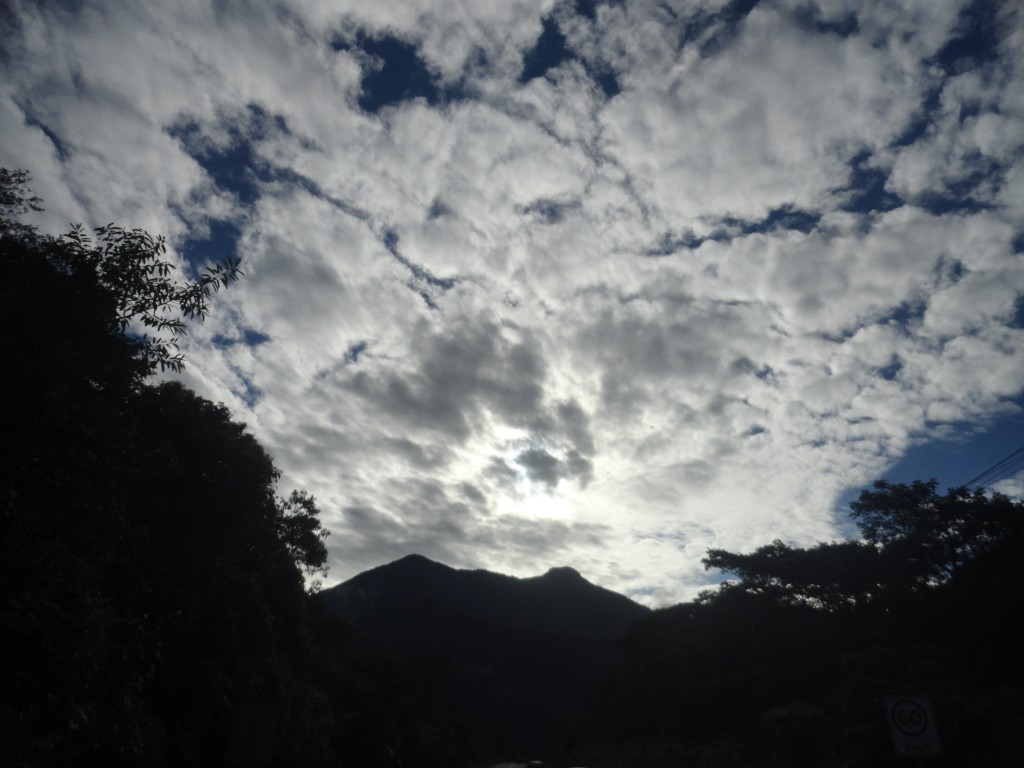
<box><xmin>884</xmin><ymin>696</ymin><xmax>943</xmax><ymax>757</ymax></box>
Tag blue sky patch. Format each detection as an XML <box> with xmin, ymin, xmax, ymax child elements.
<box><xmin>698</xmin><ymin>0</ymin><xmax>763</xmax><ymax>57</ymax></box>
<box><xmin>644</xmin><ymin>229</ymin><xmax>705</xmax><ymax>256</ymax></box>
<box><xmin>519</xmin><ymin>197</ymin><xmax>582</xmax><ymax>224</ymax></box>
<box><xmin>742</xmin><ymin>205</ymin><xmax>821</xmax><ymax>235</ymax></box>
<box><xmin>382</xmin><ymin>229</ymin><xmax>458</xmax><ymax>291</ymax></box>
<box><xmin>936</xmin><ymin>0</ymin><xmax>1004</xmax><ymax>74</ymax></box>
<box><xmin>340</xmin><ymin>33</ymin><xmax>444</xmax><ymax>113</ymax></box>
<box><xmin>879</xmin><ymin>299</ymin><xmax>927</xmax><ymax>329</ymax></box>
<box><xmin>591</xmin><ymin>69</ymin><xmax>621</xmax><ymax>99</ymax></box>
<box><xmin>345</xmin><ymin>340</ymin><xmax>369</xmax><ymax>364</ymax></box>
<box><xmin>234</xmin><ymin>373</ymin><xmax>263</xmax><ymax>408</ymax></box>
<box><xmin>838</xmin><ymin>153</ymin><xmax>903</xmax><ymax>214</ymax></box>
<box><xmin>168</xmin><ymin>104</ymin><xmax>290</xmax><ymax>206</ymax></box>
<box><xmin>791</xmin><ymin>5</ymin><xmax>859</xmax><ymax>37</ymax></box>
<box><xmin>575</xmin><ymin>0</ymin><xmax>599</xmax><ymax>22</ymax></box>
<box><xmin>24</xmin><ymin>113</ymin><xmax>71</xmax><ymax>161</ymax></box>
<box><xmin>877</xmin><ymin>396</ymin><xmax>1024</xmax><ymax>489</ymax></box>
<box><xmin>212</xmin><ymin>329</ymin><xmax>271</xmax><ymax>348</ymax></box>
<box><xmin>521</xmin><ymin>15</ymin><xmax>573</xmax><ymax>83</ymax></box>
<box><xmin>878</xmin><ymin>359</ymin><xmax>902</xmax><ymax>381</ymax></box>
<box><xmin>170</xmin><ymin>121</ymin><xmax>261</xmax><ymax>205</ymax></box>
<box><xmin>181</xmin><ymin>218</ymin><xmax>241</xmax><ymax>275</ymax></box>
<box><xmin>242</xmin><ymin>329</ymin><xmax>272</xmax><ymax>346</ymax></box>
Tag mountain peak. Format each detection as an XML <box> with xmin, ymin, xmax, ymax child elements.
<box><xmin>339</xmin><ymin>554</ymin><xmax>454</xmax><ymax>593</ymax></box>
<box><xmin>322</xmin><ymin>557</ymin><xmax>649</xmax><ymax>758</ymax></box>
<box><xmin>381</xmin><ymin>553</ymin><xmax>454</xmax><ymax>573</ymax></box>
<box><xmin>393</xmin><ymin>553</ymin><xmax>436</xmax><ymax>567</ymax></box>
<box><xmin>542</xmin><ymin>565</ymin><xmax>584</xmax><ymax>581</ymax></box>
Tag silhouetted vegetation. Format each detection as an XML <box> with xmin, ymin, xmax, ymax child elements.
<box><xmin>320</xmin><ymin>555</ymin><xmax>650</xmax><ymax>760</ymax></box>
<box><xmin>0</xmin><ymin>170</ymin><xmax>338</xmax><ymax>766</ymax></box>
<box><xmin>0</xmin><ymin>171</ymin><xmax>470</xmax><ymax>767</ymax></box>
<box><xmin>576</xmin><ymin>480</ymin><xmax>1024</xmax><ymax>767</ymax></box>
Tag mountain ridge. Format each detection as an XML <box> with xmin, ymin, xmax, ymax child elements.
<box><xmin>319</xmin><ymin>554</ymin><xmax>650</xmax><ymax>757</ymax></box>
<box><xmin>324</xmin><ymin>554</ymin><xmax>648</xmax><ymax>643</ymax></box>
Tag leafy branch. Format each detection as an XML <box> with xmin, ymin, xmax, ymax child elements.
<box><xmin>55</xmin><ymin>223</ymin><xmax>243</xmax><ymax>373</ymax></box>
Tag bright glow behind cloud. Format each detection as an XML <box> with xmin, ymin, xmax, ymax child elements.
<box><xmin>3</xmin><ymin>0</ymin><xmax>1023</xmax><ymax>604</ymax></box>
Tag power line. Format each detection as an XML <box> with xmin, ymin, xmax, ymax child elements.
<box><xmin>966</xmin><ymin>449</ymin><xmax>1024</xmax><ymax>488</ymax></box>
<box><xmin>962</xmin><ymin>442</ymin><xmax>1024</xmax><ymax>488</ymax></box>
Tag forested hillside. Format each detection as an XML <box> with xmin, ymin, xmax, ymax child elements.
<box><xmin>575</xmin><ymin>481</ymin><xmax>1024</xmax><ymax>767</ymax></box>
<box><xmin>0</xmin><ymin>169</ymin><xmax>338</xmax><ymax>766</ymax></box>
<box><xmin>321</xmin><ymin>554</ymin><xmax>649</xmax><ymax>757</ymax></box>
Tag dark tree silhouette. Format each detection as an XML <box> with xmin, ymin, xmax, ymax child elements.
<box><xmin>0</xmin><ymin>170</ymin><xmax>511</xmax><ymax>768</ymax></box>
<box><xmin>850</xmin><ymin>479</ymin><xmax>1020</xmax><ymax>586</ymax></box>
<box><xmin>0</xmin><ymin>170</ymin><xmax>331</xmax><ymax>766</ymax></box>
<box><xmin>0</xmin><ymin>168</ymin><xmax>43</xmax><ymax>239</ymax></box>
<box><xmin>703</xmin><ymin>539</ymin><xmax>885</xmax><ymax>611</ymax></box>
<box><xmin>579</xmin><ymin>481</ymin><xmax>1024</xmax><ymax>767</ymax></box>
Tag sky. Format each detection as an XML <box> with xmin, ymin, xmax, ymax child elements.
<box><xmin>3</xmin><ymin>0</ymin><xmax>1023</xmax><ymax>605</ymax></box>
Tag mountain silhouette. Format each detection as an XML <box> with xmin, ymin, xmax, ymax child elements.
<box><xmin>319</xmin><ymin>555</ymin><xmax>649</xmax><ymax>757</ymax></box>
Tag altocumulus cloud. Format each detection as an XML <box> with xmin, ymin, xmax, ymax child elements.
<box><xmin>3</xmin><ymin>0</ymin><xmax>1023</xmax><ymax>604</ymax></box>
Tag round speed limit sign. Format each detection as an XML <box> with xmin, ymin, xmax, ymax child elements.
<box><xmin>884</xmin><ymin>695</ymin><xmax>943</xmax><ymax>756</ymax></box>
<box><xmin>890</xmin><ymin>699</ymin><xmax>929</xmax><ymax>736</ymax></box>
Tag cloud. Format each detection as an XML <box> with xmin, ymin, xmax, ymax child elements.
<box><xmin>3</xmin><ymin>0</ymin><xmax>1023</xmax><ymax>605</ymax></box>
<box><xmin>514</xmin><ymin>445</ymin><xmax>593</xmax><ymax>489</ymax></box>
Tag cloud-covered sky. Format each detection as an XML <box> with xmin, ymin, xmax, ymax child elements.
<box><xmin>4</xmin><ymin>0</ymin><xmax>1023</xmax><ymax>604</ymax></box>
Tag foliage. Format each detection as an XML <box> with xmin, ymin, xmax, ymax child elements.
<box><xmin>704</xmin><ymin>480</ymin><xmax>1023</xmax><ymax>608</ymax></box>
<box><xmin>55</xmin><ymin>223</ymin><xmax>242</xmax><ymax>372</ymax></box>
<box><xmin>0</xmin><ymin>169</ymin><xmax>336</xmax><ymax>766</ymax></box>
<box><xmin>1</xmin><ymin>168</ymin><xmax>242</xmax><ymax>374</ymax></box>
<box><xmin>0</xmin><ymin>168</ymin><xmax>43</xmax><ymax>240</ymax></box>
<box><xmin>703</xmin><ymin>539</ymin><xmax>885</xmax><ymax>611</ymax></box>
<box><xmin>278</xmin><ymin>490</ymin><xmax>330</xmax><ymax>588</ymax></box>
<box><xmin>849</xmin><ymin>479</ymin><xmax>1019</xmax><ymax>585</ymax></box>
<box><xmin>578</xmin><ymin>481</ymin><xmax>1024</xmax><ymax>766</ymax></box>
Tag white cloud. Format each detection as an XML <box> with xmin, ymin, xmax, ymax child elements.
<box><xmin>3</xmin><ymin>0</ymin><xmax>1023</xmax><ymax>605</ymax></box>
<box><xmin>598</xmin><ymin>2</ymin><xmax>929</xmax><ymax>228</ymax></box>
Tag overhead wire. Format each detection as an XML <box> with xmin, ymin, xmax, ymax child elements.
<box><xmin>961</xmin><ymin>442</ymin><xmax>1024</xmax><ymax>488</ymax></box>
